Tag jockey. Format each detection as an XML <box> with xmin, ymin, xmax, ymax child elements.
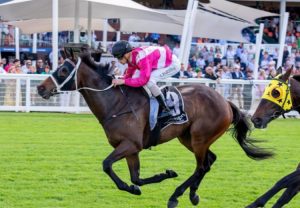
<box><xmin>111</xmin><ymin>40</ymin><xmax>180</xmax><ymax>118</ymax></box>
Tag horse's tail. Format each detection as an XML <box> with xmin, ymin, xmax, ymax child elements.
<box><xmin>228</xmin><ymin>101</ymin><xmax>274</xmax><ymax>160</ymax></box>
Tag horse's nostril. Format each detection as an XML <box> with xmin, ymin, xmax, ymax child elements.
<box><xmin>37</xmin><ymin>85</ymin><xmax>45</xmax><ymax>93</ymax></box>
<box><xmin>252</xmin><ymin>117</ymin><xmax>262</xmax><ymax>126</ymax></box>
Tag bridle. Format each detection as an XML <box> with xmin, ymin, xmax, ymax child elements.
<box><xmin>49</xmin><ymin>57</ymin><xmax>139</xmax><ymax>121</ymax></box>
<box><xmin>50</xmin><ymin>57</ymin><xmax>114</xmax><ymax>94</ymax></box>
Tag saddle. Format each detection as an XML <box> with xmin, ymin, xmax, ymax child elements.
<box><xmin>146</xmin><ymin>86</ymin><xmax>189</xmax><ymax>148</ymax></box>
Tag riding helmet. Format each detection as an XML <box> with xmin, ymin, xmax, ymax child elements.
<box><xmin>112</xmin><ymin>40</ymin><xmax>132</xmax><ymax>59</ymax></box>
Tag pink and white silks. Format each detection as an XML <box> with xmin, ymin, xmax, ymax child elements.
<box><xmin>123</xmin><ymin>45</ymin><xmax>180</xmax><ymax>91</ymax></box>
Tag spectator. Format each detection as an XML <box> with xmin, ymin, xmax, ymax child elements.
<box><xmin>267</xmin><ymin>68</ymin><xmax>277</xmax><ymax>80</ymax></box>
<box><xmin>204</xmin><ymin>66</ymin><xmax>218</xmax><ymax>80</ymax></box>
<box><xmin>204</xmin><ymin>66</ymin><xmax>219</xmax><ymax>89</ymax></box>
<box><xmin>186</xmin><ymin>65</ymin><xmax>197</xmax><ymax>78</ymax></box>
<box><xmin>260</xmin><ymin>51</ymin><xmax>271</xmax><ymax>70</ymax></box>
<box><xmin>150</xmin><ymin>33</ymin><xmax>160</xmax><ymax>44</ymax></box>
<box><xmin>213</xmin><ymin>53</ymin><xmax>222</xmax><ymax>66</ymax></box>
<box><xmin>229</xmin><ymin>64</ymin><xmax>244</xmax><ymax>109</ymax></box>
<box><xmin>143</xmin><ymin>33</ymin><xmax>152</xmax><ymax>42</ymax></box>
<box><xmin>257</xmin><ymin>69</ymin><xmax>267</xmax><ymax>97</ymax></box>
<box><xmin>220</xmin><ymin>65</ymin><xmax>232</xmax><ymax>99</ymax></box>
<box><xmin>1</xmin><ymin>58</ymin><xmax>7</xmax><ymax>69</ymax></box>
<box><xmin>36</xmin><ymin>59</ymin><xmax>45</xmax><ymax>74</ymax></box>
<box><xmin>173</xmin><ymin>63</ymin><xmax>191</xmax><ymax>79</ymax></box>
<box><xmin>247</xmin><ymin>45</ymin><xmax>256</xmax><ymax>61</ymax></box>
<box><xmin>271</xmin><ymin>47</ymin><xmax>279</xmax><ymax>65</ymax></box>
<box><xmin>225</xmin><ymin>45</ymin><xmax>235</xmax><ymax>67</ymax></box>
<box><xmin>172</xmin><ymin>43</ymin><xmax>180</xmax><ymax>58</ymax></box>
<box><xmin>21</xmin><ymin>60</ymin><xmax>33</xmax><ymax>74</ymax></box>
<box><xmin>0</xmin><ymin>61</ymin><xmax>6</xmax><ymax>74</ymax></box>
<box><xmin>283</xmin><ymin>46</ymin><xmax>289</xmax><ymax>65</ymax></box>
<box><xmin>242</xmin><ymin>70</ymin><xmax>254</xmax><ymax>111</ymax></box>
<box><xmin>128</xmin><ymin>33</ymin><xmax>140</xmax><ymax>42</ymax></box>
<box><xmin>196</xmin><ymin>55</ymin><xmax>206</xmax><ymax>73</ymax></box>
<box><xmin>189</xmin><ymin>55</ymin><xmax>197</xmax><ymax>70</ymax></box>
<box><xmin>4</xmin><ymin>59</ymin><xmax>13</xmax><ymax>72</ymax></box>
<box><xmin>196</xmin><ymin>70</ymin><xmax>204</xmax><ymax>78</ymax></box>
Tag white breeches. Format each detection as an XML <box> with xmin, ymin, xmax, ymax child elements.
<box><xmin>132</xmin><ymin>55</ymin><xmax>180</xmax><ymax>96</ymax></box>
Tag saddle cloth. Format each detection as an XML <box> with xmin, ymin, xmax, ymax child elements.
<box><xmin>149</xmin><ymin>86</ymin><xmax>189</xmax><ymax>131</ymax></box>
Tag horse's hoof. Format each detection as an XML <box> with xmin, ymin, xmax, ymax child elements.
<box><xmin>130</xmin><ymin>185</ymin><xmax>141</xmax><ymax>195</ymax></box>
<box><xmin>166</xmin><ymin>170</ymin><xmax>178</xmax><ymax>178</ymax></box>
<box><xmin>190</xmin><ymin>194</ymin><xmax>200</xmax><ymax>206</ymax></box>
<box><xmin>167</xmin><ymin>199</ymin><xmax>178</xmax><ymax>208</ymax></box>
<box><xmin>245</xmin><ymin>203</ymin><xmax>259</xmax><ymax>208</ymax></box>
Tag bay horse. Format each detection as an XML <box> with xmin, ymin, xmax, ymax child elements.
<box><xmin>37</xmin><ymin>45</ymin><xmax>273</xmax><ymax>208</ymax></box>
<box><xmin>248</xmin><ymin>67</ymin><xmax>300</xmax><ymax>208</ymax></box>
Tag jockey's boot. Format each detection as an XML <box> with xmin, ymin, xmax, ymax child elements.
<box><xmin>156</xmin><ymin>94</ymin><xmax>172</xmax><ymax>118</ymax></box>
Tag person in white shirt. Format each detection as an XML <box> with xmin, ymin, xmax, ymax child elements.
<box><xmin>21</xmin><ymin>60</ymin><xmax>32</xmax><ymax>74</ymax></box>
<box><xmin>172</xmin><ymin>43</ymin><xmax>180</xmax><ymax>58</ymax></box>
<box><xmin>0</xmin><ymin>61</ymin><xmax>6</xmax><ymax>74</ymax></box>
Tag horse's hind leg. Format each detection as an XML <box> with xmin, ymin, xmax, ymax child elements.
<box><xmin>167</xmin><ymin>146</ymin><xmax>208</xmax><ymax>208</ymax></box>
<box><xmin>126</xmin><ymin>153</ymin><xmax>178</xmax><ymax>186</ymax></box>
<box><xmin>189</xmin><ymin>150</ymin><xmax>217</xmax><ymax>206</ymax></box>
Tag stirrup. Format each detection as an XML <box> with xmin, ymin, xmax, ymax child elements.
<box><xmin>158</xmin><ymin>110</ymin><xmax>172</xmax><ymax>119</ymax></box>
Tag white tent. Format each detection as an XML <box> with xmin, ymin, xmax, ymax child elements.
<box><xmin>120</xmin><ymin>0</ymin><xmax>278</xmax><ymax>43</ymax></box>
<box><xmin>120</xmin><ymin>9</ymin><xmax>253</xmax><ymax>43</ymax></box>
<box><xmin>6</xmin><ymin>18</ymin><xmax>115</xmax><ymax>34</ymax></box>
<box><xmin>0</xmin><ymin>0</ymin><xmax>178</xmax><ymax>23</ymax></box>
<box><xmin>0</xmin><ymin>0</ymin><xmax>178</xmax><ymax>70</ymax></box>
<box><xmin>200</xmin><ymin>0</ymin><xmax>277</xmax><ymax>25</ymax></box>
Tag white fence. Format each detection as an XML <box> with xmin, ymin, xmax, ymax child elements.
<box><xmin>0</xmin><ymin>74</ymin><xmax>299</xmax><ymax>117</ymax></box>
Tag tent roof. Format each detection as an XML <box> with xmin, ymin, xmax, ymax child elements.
<box><xmin>0</xmin><ymin>0</ymin><xmax>177</xmax><ymax>23</ymax></box>
<box><xmin>120</xmin><ymin>10</ymin><xmax>250</xmax><ymax>42</ymax></box>
<box><xmin>202</xmin><ymin>0</ymin><xmax>278</xmax><ymax>25</ymax></box>
<box><xmin>5</xmin><ymin>18</ymin><xmax>115</xmax><ymax>34</ymax></box>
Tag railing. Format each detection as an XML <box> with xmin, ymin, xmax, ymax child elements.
<box><xmin>0</xmin><ymin>74</ymin><xmax>299</xmax><ymax>117</ymax></box>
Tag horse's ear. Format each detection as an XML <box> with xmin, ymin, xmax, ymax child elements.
<box><xmin>91</xmin><ymin>50</ymin><xmax>102</xmax><ymax>62</ymax></box>
<box><xmin>80</xmin><ymin>44</ymin><xmax>90</xmax><ymax>53</ymax></box>
<box><xmin>282</xmin><ymin>66</ymin><xmax>293</xmax><ymax>81</ymax></box>
<box><xmin>276</xmin><ymin>66</ymin><xmax>282</xmax><ymax>75</ymax></box>
<box><xmin>64</xmin><ymin>47</ymin><xmax>73</xmax><ymax>59</ymax></box>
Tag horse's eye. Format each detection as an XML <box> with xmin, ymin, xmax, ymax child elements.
<box><xmin>58</xmin><ymin>67</ymin><xmax>69</xmax><ymax>78</ymax></box>
<box><xmin>271</xmin><ymin>89</ymin><xmax>280</xmax><ymax>98</ymax></box>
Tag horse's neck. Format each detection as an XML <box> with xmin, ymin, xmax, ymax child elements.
<box><xmin>78</xmin><ymin>71</ymin><xmax>121</xmax><ymax>122</ymax></box>
<box><xmin>80</xmin><ymin>86</ymin><xmax>123</xmax><ymax>122</ymax></box>
<box><xmin>290</xmin><ymin>77</ymin><xmax>300</xmax><ymax>112</ymax></box>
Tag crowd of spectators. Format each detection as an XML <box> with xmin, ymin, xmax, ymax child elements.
<box><xmin>170</xmin><ymin>43</ymin><xmax>300</xmax><ymax>82</ymax></box>
<box><xmin>0</xmin><ymin>57</ymin><xmax>51</xmax><ymax>75</ymax></box>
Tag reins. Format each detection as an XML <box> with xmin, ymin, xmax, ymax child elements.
<box><xmin>51</xmin><ymin>57</ymin><xmax>139</xmax><ymax>121</ymax></box>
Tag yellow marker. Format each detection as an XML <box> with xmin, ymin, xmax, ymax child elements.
<box><xmin>261</xmin><ymin>76</ymin><xmax>293</xmax><ymax>111</ymax></box>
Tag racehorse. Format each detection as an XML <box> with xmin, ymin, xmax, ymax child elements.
<box><xmin>37</xmin><ymin>45</ymin><xmax>273</xmax><ymax>208</ymax></box>
<box><xmin>248</xmin><ymin>67</ymin><xmax>300</xmax><ymax>208</ymax></box>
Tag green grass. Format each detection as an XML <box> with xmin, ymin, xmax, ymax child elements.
<box><xmin>0</xmin><ymin>112</ymin><xmax>299</xmax><ymax>208</ymax></box>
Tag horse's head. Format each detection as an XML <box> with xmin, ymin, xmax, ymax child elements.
<box><xmin>251</xmin><ymin>67</ymin><xmax>293</xmax><ymax>128</ymax></box>
<box><xmin>37</xmin><ymin>44</ymin><xmax>103</xmax><ymax>99</ymax></box>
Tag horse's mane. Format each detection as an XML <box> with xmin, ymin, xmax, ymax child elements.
<box><xmin>292</xmin><ymin>74</ymin><xmax>300</xmax><ymax>83</ymax></box>
<box><xmin>79</xmin><ymin>52</ymin><xmax>112</xmax><ymax>83</ymax></box>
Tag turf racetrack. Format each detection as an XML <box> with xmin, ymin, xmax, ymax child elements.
<box><xmin>0</xmin><ymin>112</ymin><xmax>299</xmax><ymax>208</ymax></box>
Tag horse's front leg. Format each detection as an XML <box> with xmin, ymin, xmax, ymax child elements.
<box><xmin>246</xmin><ymin>168</ymin><xmax>300</xmax><ymax>208</ymax></box>
<box><xmin>126</xmin><ymin>153</ymin><xmax>178</xmax><ymax>186</ymax></box>
<box><xmin>102</xmin><ymin>140</ymin><xmax>141</xmax><ymax>195</ymax></box>
<box><xmin>272</xmin><ymin>184</ymin><xmax>299</xmax><ymax>208</ymax></box>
